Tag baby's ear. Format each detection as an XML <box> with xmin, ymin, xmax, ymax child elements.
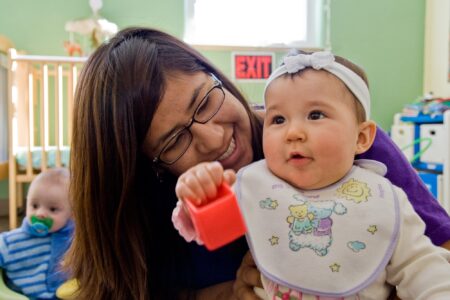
<box><xmin>356</xmin><ymin>120</ymin><xmax>377</xmax><ymax>155</ymax></box>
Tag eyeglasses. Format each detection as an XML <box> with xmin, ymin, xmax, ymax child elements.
<box><xmin>153</xmin><ymin>74</ymin><xmax>226</xmax><ymax>165</ymax></box>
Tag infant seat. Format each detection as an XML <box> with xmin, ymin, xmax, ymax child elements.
<box><xmin>0</xmin><ymin>269</ymin><xmax>27</xmax><ymax>300</ymax></box>
<box><xmin>0</xmin><ymin>268</ymin><xmax>79</xmax><ymax>299</ymax></box>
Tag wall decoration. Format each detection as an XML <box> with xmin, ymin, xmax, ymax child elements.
<box><xmin>64</xmin><ymin>0</ymin><xmax>118</xmax><ymax>56</ymax></box>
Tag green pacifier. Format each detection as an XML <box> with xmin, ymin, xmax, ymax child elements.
<box><xmin>30</xmin><ymin>216</ymin><xmax>54</xmax><ymax>236</ymax></box>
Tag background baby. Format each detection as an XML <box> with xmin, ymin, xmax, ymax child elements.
<box><xmin>0</xmin><ymin>167</ymin><xmax>73</xmax><ymax>299</ymax></box>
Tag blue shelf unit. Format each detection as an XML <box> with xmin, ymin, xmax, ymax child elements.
<box><xmin>398</xmin><ymin>111</ymin><xmax>450</xmax><ymax>212</ymax></box>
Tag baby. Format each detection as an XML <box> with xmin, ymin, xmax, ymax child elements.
<box><xmin>174</xmin><ymin>51</ymin><xmax>450</xmax><ymax>299</ymax></box>
<box><xmin>0</xmin><ymin>167</ymin><xmax>73</xmax><ymax>299</ymax></box>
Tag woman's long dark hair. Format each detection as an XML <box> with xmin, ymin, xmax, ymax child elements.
<box><xmin>67</xmin><ymin>27</ymin><xmax>263</xmax><ymax>299</ymax></box>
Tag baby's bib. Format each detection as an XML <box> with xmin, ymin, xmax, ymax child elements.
<box><xmin>234</xmin><ymin>160</ymin><xmax>400</xmax><ymax>298</ymax></box>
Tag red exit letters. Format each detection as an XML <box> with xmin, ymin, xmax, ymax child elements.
<box><xmin>234</xmin><ymin>54</ymin><xmax>272</xmax><ymax>80</ymax></box>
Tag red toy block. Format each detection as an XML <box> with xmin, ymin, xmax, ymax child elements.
<box><xmin>185</xmin><ymin>182</ymin><xmax>247</xmax><ymax>251</ymax></box>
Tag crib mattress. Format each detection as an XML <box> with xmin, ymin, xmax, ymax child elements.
<box><xmin>15</xmin><ymin>146</ymin><xmax>70</xmax><ymax>170</ymax></box>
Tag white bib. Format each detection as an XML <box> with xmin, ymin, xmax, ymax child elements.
<box><xmin>234</xmin><ymin>159</ymin><xmax>400</xmax><ymax>298</ymax></box>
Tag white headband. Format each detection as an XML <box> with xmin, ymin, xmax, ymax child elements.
<box><xmin>264</xmin><ymin>51</ymin><xmax>370</xmax><ymax>120</ymax></box>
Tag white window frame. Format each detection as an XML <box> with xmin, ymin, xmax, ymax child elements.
<box><xmin>0</xmin><ymin>54</ymin><xmax>8</xmax><ymax>163</ymax></box>
<box><xmin>184</xmin><ymin>0</ymin><xmax>327</xmax><ymax>49</ymax></box>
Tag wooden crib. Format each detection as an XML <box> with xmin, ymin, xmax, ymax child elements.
<box><xmin>7</xmin><ymin>49</ymin><xmax>86</xmax><ymax>229</ymax></box>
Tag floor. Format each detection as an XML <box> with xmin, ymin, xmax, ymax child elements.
<box><xmin>0</xmin><ymin>215</ymin><xmax>26</xmax><ymax>232</ymax></box>
<box><xmin>0</xmin><ymin>199</ymin><xmax>25</xmax><ymax>232</ymax></box>
<box><xmin>0</xmin><ymin>215</ymin><xmax>9</xmax><ymax>232</ymax></box>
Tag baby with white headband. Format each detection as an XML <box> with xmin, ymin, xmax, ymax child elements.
<box><xmin>173</xmin><ymin>50</ymin><xmax>450</xmax><ymax>299</ymax></box>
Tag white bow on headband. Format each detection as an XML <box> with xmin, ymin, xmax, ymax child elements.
<box><xmin>264</xmin><ymin>51</ymin><xmax>371</xmax><ymax>120</ymax></box>
<box><xmin>284</xmin><ymin>51</ymin><xmax>335</xmax><ymax>73</ymax></box>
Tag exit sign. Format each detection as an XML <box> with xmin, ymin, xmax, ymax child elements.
<box><xmin>232</xmin><ymin>52</ymin><xmax>274</xmax><ymax>81</ymax></box>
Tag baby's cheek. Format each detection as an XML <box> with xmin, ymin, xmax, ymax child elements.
<box><xmin>262</xmin><ymin>131</ymin><xmax>276</xmax><ymax>155</ymax></box>
<box><xmin>263</xmin><ymin>150</ymin><xmax>282</xmax><ymax>178</ymax></box>
<box><xmin>263</xmin><ymin>139</ymin><xmax>280</xmax><ymax>163</ymax></box>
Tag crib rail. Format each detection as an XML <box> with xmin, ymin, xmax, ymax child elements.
<box><xmin>8</xmin><ymin>49</ymin><xmax>87</xmax><ymax>228</ymax></box>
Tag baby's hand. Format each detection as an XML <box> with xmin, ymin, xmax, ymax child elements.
<box><xmin>175</xmin><ymin>161</ymin><xmax>236</xmax><ymax>206</ymax></box>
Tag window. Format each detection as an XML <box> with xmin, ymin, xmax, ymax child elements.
<box><xmin>184</xmin><ymin>0</ymin><xmax>327</xmax><ymax>48</ymax></box>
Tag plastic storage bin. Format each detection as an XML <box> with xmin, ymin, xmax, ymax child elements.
<box><xmin>391</xmin><ymin>123</ymin><xmax>415</xmax><ymax>161</ymax></box>
<box><xmin>420</xmin><ymin>124</ymin><xmax>445</xmax><ymax>164</ymax></box>
<box><xmin>418</xmin><ymin>171</ymin><xmax>442</xmax><ymax>201</ymax></box>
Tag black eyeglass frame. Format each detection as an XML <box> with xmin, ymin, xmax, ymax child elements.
<box><xmin>153</xmin><ymin>74</ymin><xmax>225</xmax><ymax>166</ymax></box>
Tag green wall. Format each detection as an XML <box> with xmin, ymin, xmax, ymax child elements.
<box><xmin>330</xmin><ymin>0</ymin><xmax>425</xmax><ymax>131</ymax></box>
<box><xmin>0</xmin><ymin>0</ymin><xmax>184</xmax><ymax>55</ymax></box>
<box><xmin>0</xmin><ymin>0</ymin><xmax>426</xmax><ymax>196</ymax></box>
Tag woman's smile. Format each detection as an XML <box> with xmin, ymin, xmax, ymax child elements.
<box><xmin>217</xmin><ymin>133</ymin><xmax>243</xmax><ymax>171</ymax></box>
<box><xmin>217</xmin><ymin>136</ymin><xmax>236</xmax><ymax>161</ymax></box>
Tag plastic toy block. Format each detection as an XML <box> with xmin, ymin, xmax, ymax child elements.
<box><xmin>185</xmin><ymin>182</ymin><xmax>247</xmax><ymax>251</ymax></box>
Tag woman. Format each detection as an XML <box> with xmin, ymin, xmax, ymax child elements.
<box><xmin>66</xmin><ymin>27</ymin><xmax>450</xmax><ymax>299</ymax></box>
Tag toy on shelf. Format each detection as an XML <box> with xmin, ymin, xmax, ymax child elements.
<box><xmin>399</xmin><ymin>137</ymin><xmax>432</xmax><ymax>163</ymax></box>
<box><xmin>402</xmin><ymin>93</ymin><xmax>450</xmax><ymax>118</ymax></box>
<box><xmin>185</xmin><ymin>182</ymin><xmax>247</xmax><ymax>251</ymax></box>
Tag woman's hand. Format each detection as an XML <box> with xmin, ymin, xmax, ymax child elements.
<box><xmin>441</xmin><ymin>240</ymin><xmax>450</xmax><ymax>251</ymax></box>
<box><xmin>233</xmin><ymin>251</ymin><xmax>263</xmax><ymax>300</ymax></box>
<box><xmin>180</xmin><ymin>245</ymin><xmax>263</xmax><ymax>300</ymax></box>
<box><xmin>176</xmin><ymin>161</ymin><xmax>236</xmax><ymax>205</ymax></box>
